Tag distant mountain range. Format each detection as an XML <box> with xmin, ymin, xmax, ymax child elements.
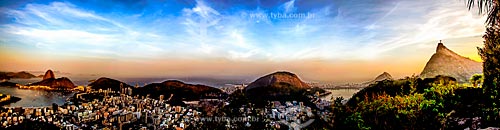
<box><xmin>323</xmin><ymin>72</ymin><xmax>394</xmax><ymax>89</ymax></box>
<box><xmin>0</xmin><ymin>71</ymin><xmax>37</xmax><ymax>80</ymax></box>
<box><xmin>2</xmin><ymin>42</ymin><xmax>483</xmax><ymax>97</ymax></box>
<box><xmin>134</xmin><ymin>80</ymin><xmax>225</xmax><ymax>101</ymax></box>
<box><xmin>419</xmin><ymin>42</ymin><xmax>482</xmax><ymax>82</ymax></box>
<box><xmin>364</xmin><ymin>72</ymin><xmax>393</xmax><ymax>85</ymax></box>
<box><xmin>0</xmin><ymin>81</ymin><xmax>19</xmax><ymax>87</ymax></box>
<box><xmin>0</xmin><ymin>70</ymin><xmax>74</xmax><ymax>81</ymax></box>
<box><xmin>87</xmin><ymin>77</ymin><xmax>225</xmax><ymax>101</ymax></box>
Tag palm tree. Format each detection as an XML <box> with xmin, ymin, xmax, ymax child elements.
<box><xmin>466</xmin><ymin>0</ymin><xmax>499</xmax><ymax>27</ymax></box>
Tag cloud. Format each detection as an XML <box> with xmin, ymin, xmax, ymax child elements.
<box><xmin>182</xmin><ymin>0</ymin><xmax>221</xmax><ymax>54</ymax></box>
<box><xmin>280</xmin><ymin>0</ymin><xmax>297</xmax><ymax>13</ymax></box>
<box><xmin>4</xmin><ymin>2</ymin><xmax>123</xmax><ymax>30</ymax></box>
<box><xmin>277</xmin><ymin>0</ymin><xmax>486</xmax><ymax>60</ymax></box>
<box><xmin>362</xmin><ymin>0</ymin><xmax>486</xmax><ymax>55</ymax></box>
<box><xmin>0</xmin><ymin>2</ymin><xmax>168</xmax><ymax>59</ymax></box>
<box><xmin>228</xmin><ymin>49</ymin><xmax>261</xmax><ymax>60</ymax></box>
<box><xmin>365</xmin><ymin>2</ymin><xmax>400</xmax><ymax>30</ymax></box>
<box><xmin>179</xmin><ymin>0</ymin><xmax>264</xmax><ymax>60</ymax></box>
<box><xmin>185</xmin><ymin>0</ymin><xmax>220</xmax><ymax>18</ymax></box>
<box><xmin>0</xmin><ymin>0</ymin><xmax>487</xmax><ymax>63</ymax></box>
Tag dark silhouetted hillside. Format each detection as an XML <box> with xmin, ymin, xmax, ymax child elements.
<box><xmin>134</xmin><ymin>80</ymin><xmax>224</xmax><ymax>101</ymax></box>
<box><xmin>244</xmin><ymin>71</ymin><xmax>311</xmax><ymax>102</ymax></box>
<box><xmin>0</xmin><ymin>71</ymin><xmax>36</xmax><ymax>80</ymax></box>
<box><xmin>88</xmin><ymin>77</ymin><xmax>133</xmax><ymax>91</ymax></box>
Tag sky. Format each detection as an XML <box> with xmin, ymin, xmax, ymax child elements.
<box><xmin>0</xmin><ymin>0</ymin><xmax>488</xmax><ymax>83</ymax></box>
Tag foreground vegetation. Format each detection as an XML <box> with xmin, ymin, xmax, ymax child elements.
<box><xmin>331</xmin><ymin>75</ymin><xmax>499</xmax><ymax>129</ymax></box>
<box><xmin>467</xmin><ymin>0</ymin><xmax>500</xmax><ymax>128</ymax></box>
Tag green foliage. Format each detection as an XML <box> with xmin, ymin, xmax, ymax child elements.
<box><xmin>346</xmin><ymin>79</ymin><xmax>413</xmax><ymax>107</ymax></box>
<box><xmin>333</xmin><ymin>4</ymin><xmax>500</xmax><ymax>128</ymax></box>
<box><xmin>344</xmin><ymin>112</ymin><xmax>371</xmax><ymax>130</ymax></box>
<box><xmin>331</xmin><ymin>76</ymin><xmax>492</xmax><ymax>129</ymax></box>
<box><xmin>479</xmin><ymin>27</ymin><xmax>500</xmax><ymax>126</ymax></box>
<box><xmin>466</xmin><ymin>0</ymin><xmax>500</xmax><ymax>126</ymax></box>
<box><xmin>470</xmin><ymin>74</ymin><xmax>484</xmax><ymax>87</ymax></box>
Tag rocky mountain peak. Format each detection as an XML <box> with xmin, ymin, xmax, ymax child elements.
<box><xmin>436</xmin><ymin>42</ymin><xmax>445</xmax><ymax>52</ymax></box>
<box><xmin>43</xmin><ymin>70</ymin><xmax>55</xmax><ymax>80</ymax></box>
<box><xmin>420</xmin><ymin>41</ymin><xmax>482</xmax><ymax>82</ymax></box>
<box><xmin>374</xmin><ymin>72</ymin><xmax>393</xmax><ymax>81</ymax></box>
<box><xmin>436</xmin><ymin>41</ymin><xmax>459</xmax><ymax>56</ymax></box>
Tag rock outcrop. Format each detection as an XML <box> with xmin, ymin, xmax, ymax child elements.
<box><xmin>28</xmin><ymin>70</ymin><xmax>75</xmax><ymax>89</ymax></box>
<box><xmin>420</xmin><ymin>42</ymin><xmax>482</xmax><ymax>82</ymax></box>
<box><xmin>43</xmin><ymin>70</ymin><xmax>55</xmax><ymax>80</ymax></box>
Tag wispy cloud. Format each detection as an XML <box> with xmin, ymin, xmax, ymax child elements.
<box><xmin>359</xmin><ymin>0</ymin><xmax>486</xmax><ymax>56</ymax></box>
<box><xmin>280</xmin><ymin>0</ymin><xmax>297</xmax><ymax>13</ymax></box>
<box><xmin>179</xmin><ymin>0</ymin><xmax>264</xmax><ymax>60</ymax></box>
<box><xmin>0</xmin><ymin>0</ymin><xmax>486</xmax><ymax>62</ymax></box>
<box><xmin>0</xmin><ymin>2</ymin><xmax>168</xmax><ymax>59</ymax></box>
<box><xmin>273</xmin><ymin>0</ymin><xmax>486</xmax><ymax>60</ymax></box>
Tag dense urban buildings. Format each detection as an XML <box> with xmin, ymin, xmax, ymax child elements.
<box><xmin>0</xmin><ymin>84</ymin><xmax>335</xmax><ymax>129</ymax></box>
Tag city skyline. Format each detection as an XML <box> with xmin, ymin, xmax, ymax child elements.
<box><xmin>0</xmin><ymin>0</ymin><xmax>487</xmax><ymax>82</ymax></box>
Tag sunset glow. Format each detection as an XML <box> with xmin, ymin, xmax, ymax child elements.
<box><xmin>0</xmin><ymin>0</ymin><xmax>487</xmax><ymax>82</ymax></box>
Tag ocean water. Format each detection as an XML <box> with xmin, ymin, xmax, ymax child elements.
<box><xmin>320</xmin><ymin>89</ymin><xmax>360</xmax><ymax>101</ymax></box>
<box><xmin>0</xmin><ymin>87</ymin><xmax>74</xmax><ymax>107</ymax></box>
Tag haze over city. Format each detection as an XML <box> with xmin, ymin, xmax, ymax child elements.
<box><xmin>0</xmin><ymin>0</ymin><xmax>486</xmax><ymax>82</ymax></box>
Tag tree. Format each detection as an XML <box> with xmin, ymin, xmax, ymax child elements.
<box><xmin>466</xmin><ymin>0</ymin><xmax>500</xmax><ymax>126</ymax></box>
<box><xmin>469</xmin><ymin>74</ymin><xmax>484</xmax><ymax>87</ymax></box>
<box><xmin>466</xmin><ymin>0</ymin><xmax>499</xmax><ymax>27</ymax></box>
<box><xmin>478</xmin><ymin>27</ymin><xmax>500</xmax><ymax>125</ymax></box>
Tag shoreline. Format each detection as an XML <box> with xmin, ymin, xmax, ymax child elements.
<box><xmin>0</xmin><ymin>94</ymin><xmax>22</xmax><ymax>106</ymax></box>
<box><xmin>0</xmin><ymin>87</ymin><xmax>75</xmax><ymax>108</ymax></box>
<box><xmin>318</xmin><ymin>91</ymin><xmax>332</xmax><ymax>97</ymax></box>
<box><xmin>18</xmin><ymin>85</ymin><xmax>80</xmax><ymax>92</ymax></box>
